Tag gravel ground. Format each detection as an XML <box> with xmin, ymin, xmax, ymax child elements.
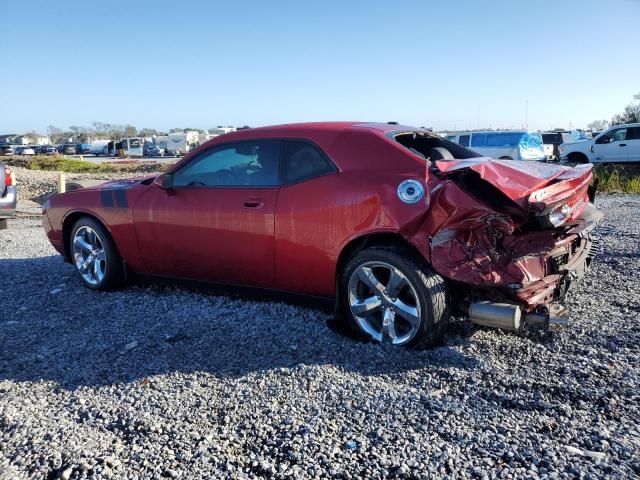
<box><xmin>1</xmin><ymin>195</ymin><xmax>639</xmax><ymax>479</ymax></box>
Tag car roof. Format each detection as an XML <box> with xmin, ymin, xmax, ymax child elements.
<box><xmin>452</xmin><ymin>130</ymin><xmax>528</xmax><ymax>135</ymax></box>
<box><xmin>170</xmin><ymin>121</ymin><xmax>430</xmax><ymax>173</ymax></box>
<box><xmin>609</xmin><ymin>123</ymin><xmax>640</xmax><ymax>128</ymax></box>
<box><xmin>213</xmin><ymin>121</ymin><xmax>427</xmax><ymax>141</ymax></box>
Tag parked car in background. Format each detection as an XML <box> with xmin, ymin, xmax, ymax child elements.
<box><xmin>1</xmin><ymin>163</ymin><xmax>17</xmax><ymax>221</ymax></box>
<box><xmin>38</xmin><ymin>145</ymin><xmax>58</xmax><ymax>155</ymax></box>
<box><xmin>541</xmin><ymin>132</ymin><xmax>566</xmax><ymax>161</ymax></box>
<box><xmin>0</xmin><ymin>145</ymin><xmax>15</xmax><ymax>155</ymax></box>
<box><xmin>58</xmin><ymin>144</ymin><xmax>77</xmax><ymax>155</ymax></box>
<box><xmin>14</xmin><ymin>147</ymin><xmax>35</xmax><ymax>155</ymax></box>
<box><xmin>89</xmin><ymin>140</ymin><xmax>110</xmax><ymax>156</ymax></box>
<box><xmin>443</xmin><ymin>131</ymin><xmax>546</xmax><ymax>161</ymax></box>
<box><xmin>143</xmin><ymin>141</ymin><xmax>164</xmax><ymax>157</ymax></box>
<box><xmin>559</xmin><ymin>123</ymin><xmax>640</xmax><ymax>164</ymax></box>
<box><xmin>76</xmin><ymin>143</ymin><xmax>91</xmax><ymax>154</ymax></box>
<box><xmin>43</xmin><ymin>122</ymin><xmax>601</xmax><ymax>349</ymax></box>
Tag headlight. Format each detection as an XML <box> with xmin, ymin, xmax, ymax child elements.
<box><xmin>548</xmin><ymin>203</ymin><xmax>571</xmax><ymax>227</ymax></box>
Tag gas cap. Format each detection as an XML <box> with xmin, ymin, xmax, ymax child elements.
<box><xmin>397</xmin><ymin>179</ymin><xmax>424</xmax><ymax>204</ymax></box>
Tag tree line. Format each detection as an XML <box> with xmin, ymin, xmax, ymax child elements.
<box><xmin>45</xmin><ymin>123</ymin><xmax>218</xmax><ymax>144</ymax></box>
<box><xmin>588</xmin><ymin>92</ymin><xmax>640</xmax><ymax>132</ymax></box>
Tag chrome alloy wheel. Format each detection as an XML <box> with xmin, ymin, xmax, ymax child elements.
<box><xmin>347</xmin><ymin>261</ymin><xmax>422</xmax><ymax>345</ymax></box>
<box><xmin>72</xmin><ymin>226</ymin><xmax>107</xmax><ymax>286</ymax></box>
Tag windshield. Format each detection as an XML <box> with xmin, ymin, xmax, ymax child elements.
<box><xmin>541</xmin><ymin>133</ymin><xmax>563</xmax><ymax>144</ymax></box>
<box><xmin>518</xmin><ymin>132</ymin><xmax>545</xmax><ymax>159</ymax></box>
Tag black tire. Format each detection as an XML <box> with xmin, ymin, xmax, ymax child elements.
<box><xmin>339</xmin><ymin>246</ymin><xmax>449</xmax><ymax>349</ymax></box>
<box><xmin>568</xmin><ymin>152</ymin><xmax>589</xmax><ymax>164</ymax></box>
<box><xmin>498</xmin><ymin>156</ymin><xmax>513</xmax><ymax>160</ymax></box>
<box><xmin>70</xmin><ymin>217</ymin><xmax>124</xmax><ymax>291</ymax></box>
<box><xmin>428</xmin><ymin>147</ymin><xmax>454</xmax><ymax>161</ymax></box>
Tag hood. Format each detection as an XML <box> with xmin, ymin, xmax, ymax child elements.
<box><xmin>436</xmin><ymin>158</ymin><xmax>593</xmax><ymax>211</ymax></box>
<box><xmin>77</xmin><ymin>175</ymin><xmax>156</xmax><ymax>192</ymax></box>
<box><xmin>560</xmin><ymin>138</ymin><xmax>591</xmax><ymax>147</ymax></box>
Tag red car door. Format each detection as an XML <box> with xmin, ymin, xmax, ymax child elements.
<box><xmin>132</xmin><ymin>140</ymin><xmax>280</xmax><ymax>288</ymax></box>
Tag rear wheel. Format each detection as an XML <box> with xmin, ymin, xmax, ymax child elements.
<box><xmin>70</xmin><ymin>217</ymin><xmax>124</xmax><ymax>290</ymax></box>
<box><xmin>340</xmin><ymin>247</ymin><xmax>449</xmax><ymax>348</ymax></box>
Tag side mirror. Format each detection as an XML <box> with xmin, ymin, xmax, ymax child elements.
<box><xmin>162</xmin><ymin>173</ymin><xmax>174</xmax><ymax>189</ymax></box>
<box><xmin>596</xmin><ymin>136</ymin><xmax>611</xmax><ymax>144</ymax></box>
<box><xmin>154</xmin><ymin>173</ymin><xmax>174</xmax><ymax>190</ymax></box>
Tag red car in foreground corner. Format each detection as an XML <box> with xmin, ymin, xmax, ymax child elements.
<box><xmin>43</xmin><ymin>122</ymin><xmax>602</xmax><ymax>348</ymax></box>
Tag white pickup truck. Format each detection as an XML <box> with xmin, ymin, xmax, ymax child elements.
<box><xmin>559</xmin><ymin>123</ymin><xmax>640</xmax><ymax>163</ymax></box>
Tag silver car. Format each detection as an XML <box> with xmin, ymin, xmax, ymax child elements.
<box><xmin>0</xmin><ymin>163</ymin><xmax>17</xmax><ymax>224</ymax></box>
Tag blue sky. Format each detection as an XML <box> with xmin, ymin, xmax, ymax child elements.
<box><xmin>2</xmin><ymin>0</ymin><xmax>639</xmax><ymax>134</ymax></box>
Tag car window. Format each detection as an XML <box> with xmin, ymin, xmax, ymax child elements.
<box><xmin>280</xmin><ymin>140</ymin><xmax>335</xmax><ymax>184</ymax></box>
<box><xmin>610</xmin><ymin>128</ymin><xmax>627</xmax><ymax>142</ymax></box>
<box><xmin>471</xmin><ymin>134</ymin><xmax>486</xmax><ymax>147</ymax></box>
<box><xmin>485</xmin><ymin>132</ymin><xmax>525</xmax><ymax>147</ymax></box>
<box><xmin>598</xmin><ymin>128</ymin><xmax>627</xmax><ymax>144</ymax></box>
<box><xmin>458</xmin><ymin>135</ymin><xmax>470</xmax><ymax>147</ymax></box>
<box><xmin>174</xmin><ymin>140</ymin><xmax>280</xmax><ymax>187</ymax></box>
<box><xmin>628</xmin><ymin>127</ymin><xmax>640</xmax><ymax>140</ymax></box>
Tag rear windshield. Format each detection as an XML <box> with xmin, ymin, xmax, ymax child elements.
<box><xmin>393</xmin><ymin>132</ymin><xmax>481</xmax><ymax>160</ymax></box>
<box><xmin>522</xmin><ymin>132</ymin><xmax>543</xmax><ymax>149</ymax></box>
<box><xmin>541</xmin><ymin>133</ymin><xmax>563</xmax><ymax>144</ymax></box>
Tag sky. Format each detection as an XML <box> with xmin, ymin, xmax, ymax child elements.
<box><xmin>2</xmin><ymin>0</ymin><xmax>639</xmax><ymax>134</ymax></box>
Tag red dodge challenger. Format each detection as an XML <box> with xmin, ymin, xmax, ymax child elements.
<box><xmin>43</xmin><ymin>122</ymin><xmax>602</xmax><ymax>348</ymax></box>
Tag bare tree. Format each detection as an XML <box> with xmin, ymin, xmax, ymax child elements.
<box><xmin>48</xmin><ymin>125</ymin><xmax>66</xmax><ymax>144</ymax></box>
<box><xmin>92</xmin><ymin>122</ymin><xmax>113</xmax><ymax>139</ymax></box>
<box><xmin>610</xmin><ymin>92</ymin><xmax>640</xmax><ymax>125</ymax></box>
<box><xmin>587</xmin><ymin>120</ymin><xmax>609</xmax><ymax>131</ymax></box>
<box><xmin>123</xmin><ymin>125</ymin><xmax>138</xmax><ymax>137</ymax></box>
<box><xmin>23</xmin><ymin>131</ymin><xmax>40</xmax><ymax>145</ymax></box>
<box><xmin>138</xmin><ymin>128</ymin><xmax>159</xmax><ymax>137</ymax></box>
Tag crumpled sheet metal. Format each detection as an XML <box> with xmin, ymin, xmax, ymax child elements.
<box><xmin>435</xmin><ymin>158</ymin><xmax>593</xmax><ymax>209</ymax></box>
<box><xmin>408</xmin><ymin>180</ymin><xmax>560</xmax><ymax>290</ymax></box>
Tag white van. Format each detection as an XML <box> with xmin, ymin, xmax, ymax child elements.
<box><xmin>443</xmin><ymin>131</ymin><xmax>546</xmax><ymax>161</ymax></box>
<box><xmin>119</xmin><ymin>137</ymin><xmax>144</xmax><ymax>157</ymax></box>
<box><xmin>88</xmin><ymin>138</ymin><xmax>144</xmax><ymax>156</ymax></box>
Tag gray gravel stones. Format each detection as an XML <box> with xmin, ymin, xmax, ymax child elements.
<box><xmin>1</xmin><ymin>194</ymin><xmax>639</xmax><ymax>479</ymax></box>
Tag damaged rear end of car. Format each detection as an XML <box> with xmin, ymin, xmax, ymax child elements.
<box><xmin>384</xmin><ymin>128</ymin><xmax>603</xmax><ymax>331</ymax></box>
<box><xmin>429</xmin><ymin>158</ymin><xmax>601</xmax><ymax>329</ymax></box>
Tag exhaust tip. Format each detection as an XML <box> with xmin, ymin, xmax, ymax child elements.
<box><xmin>469</xmin><ymin>302</ymin><xmax>522</xmax><ymax>330</ymax></box>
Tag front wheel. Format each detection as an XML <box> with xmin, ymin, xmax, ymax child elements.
<box><xmin>70</xmin><ymin>217</ymin><xmax>124</xmax><ymax>290</ymax></box>
<box><xmin>340</xmin><ymin>247</ymin><xmax>449</xmax><ymax>348</ymax></box>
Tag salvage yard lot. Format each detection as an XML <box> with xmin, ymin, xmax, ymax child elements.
<box><xmin>1</xmin><ymin>197</ymin><xmax>639</xmax><ymax>479</ymax></box>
